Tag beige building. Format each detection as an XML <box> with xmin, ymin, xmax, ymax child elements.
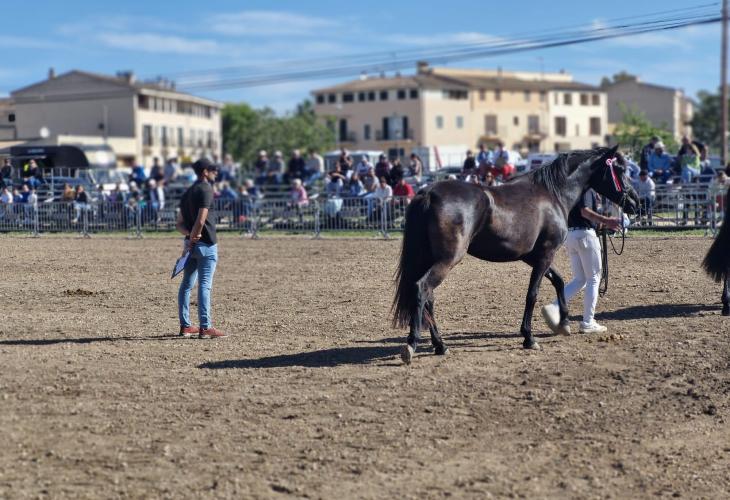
<box><xmin>603</xmin><ymin>76</ymin><xmax>693</xmax><ymax>141</ymax></box>
<box><xmin>0</xmin><ymin>98</ymin><xmax>16</xmax><ymax>141</ymax></box>
<box><xmin>10</xmin><ymin>69</ymin><xmax>222</xmax><ymax>166</ymax></box>
<box><xmin>312</xmin><ymin>63</ymin><xmax>607</xmax><ymax>167</ymax></box>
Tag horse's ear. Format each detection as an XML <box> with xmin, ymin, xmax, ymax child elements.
<box><xmin>608</xmin><ymin>144</ymin><xmax>619</xmax><ymax>155</ymax></box>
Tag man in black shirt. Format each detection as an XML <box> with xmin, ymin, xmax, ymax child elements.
<box><xmin>175</xmin><ymin>158</ymin><xmax>226</xmax><ymax>339</ymax></box>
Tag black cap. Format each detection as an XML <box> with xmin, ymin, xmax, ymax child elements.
<box><xmin>193</xmin><ymin>158</ymin><xmax>217</xmax><ymax>176</ymax></box>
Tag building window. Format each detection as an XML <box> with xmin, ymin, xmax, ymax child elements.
<box><xmin>524</xmin><ymin>90</ymin><xmax>530</xmax><ymax>102</ymax></box>
<box><xmin>380</xmin><ymin>90</ymin><xmax>389</xmax><ymax>101</ymax></box>
<box><xmin>327</xmin><ymin>94</ymin><xmax>336</xmax><ymax>103</ymax></box>
<box><xmin>161</xmin><ymin>127</ymin><xmax>168</xmax><ymax>147</ymax></box>
<box><xmin>143</xmin><ymin>125</ymin><xmax>153</xmax><ymax>146</ymax></box>
<box><xmin>368</xmin><ymin>91</ymin><xmax>376</xmax><ymax>101</ymax></box>
<box><xmin>513</xmin><ymin>116</ymin><xmax>519</xmax><ymax>126</ymax></box>
<box><xmin>563</xmin><ymin>93</ymin><xmax>572</xmax><ymax>105</ymax></box>
<box><xmin>444</xmin><ymin>90</ymin><xmax>468</xmax><ymax>100</ymax></box>
<box><xmin>364</xmin><ymin>124</ymin><xmax>371</xmax><ymax>140</ymax></box>
<box><xmin>456</xmin><ymin>116</ymin><xmax>464</xmax><ymax>129</ymax></box>
<box><xmin>555</xmin><ymin>116</ymin><xmax>567</xmax><ymax>137</ymax></box>
<box><xmin>358</xmin><ymin>92</ymin><xmax>366</xmax><ymax>102</ymax></box>
<box><xmin>207</xmin><ymin>131</ymin><xmax>213</xmax><ymax>148</ymax></box>
<box><xmin>436</xmin><ymin>116</ymin><xmax>444</xmax><ymax>129</ymax></box>
<box><xmin>580</xmin><ymin>93</ymin><xmax>589</xmax><ymax>106</ymax></box>
<box><xmin>592</xmin><ymin>93</ymin><xmax>600</xmax><ymax>105</ymax></box>
<box><xmin>338</xmin><ymin>119</ymin><xmax>348</xmax><ymax>142</ymax></box>
<box><xmin>589</xmin><ymin>117</ymin><xmax>601</xmax><ymax>135</ymax></box>
<box><xmin>495</xmin><ymin>89</ymin><xmax>501</xmax><ymax>101</ymax></box>
<box><xmin>409</xmin><ymin>89</ymin><xmax>419</xmax><ymax>99</ymax></box>
<box><xmin>539</xmin><ymin>91</ymin><xmax>546</xmax><ymax>103</ymax></box>
<box><xmin>485</xmin><ymin>115</ymin><xmax>497</xmax><ymax>135</ymax></box>
<box><xmin>479</xmin><ymin>89</ymin><xmax>486</xmax><ymax>101</ymax></box>
<box><xmin>177</xmin><ymin>127</ymin><xmax>184</xmax><ymax>147</ymax></box>
<box><xmin>343</xmin><ymin>93</ymin><xmax>354</xmax><ymax>103</ymax></box>
<box><xmin>138</xmin><ymin>95</ymin><xmax>149</xmax><ymax>110</ymax></box>
<box><xmin>528</xmin><ymin>115</ymin><xmax>540</xmax><ymax>134</ymax></box>
<box><xmin>397</xmin><ymin>89</ymin><xmax>407</xmax><ymax>100</ymax></box>
<box><xmin>8</xmin><ymin>113</ymin><xmax>15</xmax><ymax>123</ymax></box>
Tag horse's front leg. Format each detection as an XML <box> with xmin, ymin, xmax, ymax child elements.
<box><xmin>544</xmin><ymin>267</ymin><xmax>571</xmax><ymax>336</ymax></box>
<box><xmin>521</xmin><ymin>264</ymin><xmax>549</xmax><ymax>350</ymax></box>
<box><xmin>722</xmin><ymin>273</ymin><xmax>729</xmax><ymax>317</ymax></box>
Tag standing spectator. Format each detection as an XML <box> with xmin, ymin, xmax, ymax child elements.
<box><xmin>393</xmin><ymin>177</ymin><xmax>415</xmax><ymax>203</ymax></box>
<box><xmin>1</xmin><ymin>158</ymin><xmax>11</xmax><ymax>188</ymax></box>
<box><xmin>148</xmin><ymin>178</ymin><xmax>165</xmax><ymax>213</ymax></box>
<box><xmin>130</xmin><ymin>163</ymin><xmax>147</xmax><ymax>186</ymax></box>
<box><xmin>390</xmin><ymin>158</ymin><xmax>405</xmax><ymax>186</ymax></box>
<box><xmin>462</xmin><ymin>150</ymin><xmax>477</xmax><ymax>176</ymax></box>
<box><xmin>287</xmin><ymin>149</ymin><xmax>306</xmax><ymax>184</ymax></box>
<box><xmin>639</xmin><ymin>136</ymin><xmax>660</xmax><ymax>171</ymax></box>
<box><xmin>267</xmin><ymin>151</ymin><xmax>285</xmax><ymax>184</ymax></box>
<box><xmin>492</xmin><ymin>141</ymin><xmax>514</xmax><ymax>179</ymax></box>
<box><xmin>408</xmin><ymin>153</ymin><xmax>424</xmax><ymax>182</ymax></box>
<box><xmin>219</xmin><ymin>154</ymin><xmax>237</xmax><ymax>182</ymax></box>
<box><xmin>647</xmin><ymin>142</ymin><xmax>673</xmax><ymax>183</ymax></box>
<box><xmin>355</xmin><ymin>155</ymin><xmax>372</xmax><ymax>177</ymax></box>
<box><xmin>0</xmin><ymin>186</ymin><xmax>12</xmax><ymax>220</ymax></box>
<box><xmin>176</xmin><ymin>158</ymin><xmax>225</xmax><ymax>338</ymax></box>
<box><xmin>305</xmin><ymin>149</ymin><xmax>324</xmax><ymax>184</ymax></box>
<box><xmin>337</xmin><ymin>148</ymin><xmax>352</xmax><ymax>175</ymax></box>
<box><xmin>476</xmin><ymin>144</ymin><xmax>493</xmax><ymax>179</ymax></box>
<box><xmin>374</xmin><ymin>154</ymin><xmax>392</xmax><ymax>182</ymax></box>
<box><xmin>149</xmin><ymin>157</ymin><xmax>164</xmax><ymax>183</ymax></box>
<box><xmin>678</xmin><ymin>136</ymin><xmax>701</xmax><ymax>184</ymax></box>
<box><xmin>636</xmin><ymin>170</ymin><xmax>656</xmax><ymax>226</ymax></box>
<box><xmin>164</xmin><ymin>158</ymin><xmax>179</xmax><ymax>184</ymax></box>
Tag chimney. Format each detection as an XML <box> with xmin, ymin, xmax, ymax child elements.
<box><xmin>417</xmin><ymin>61</ymin><xmax>429</xmax><ymax>74</ymax></box>
<box><xmin>116</xmin><ymin>70</ymin><xmax>136</xmax><ymax>84</ymax></box>
<box><xmin>48</xmin><ymin>67</ymin><xmax>56</xmax><ymax>79</ymax></box>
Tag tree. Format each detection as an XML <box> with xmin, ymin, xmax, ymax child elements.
<box><xmin>221</xmin><ymin>100</ymin><xmax>335</xmax><ymax>170</ymax></box>
<box><xmin>612</xmin><ymin>104</ymin><xmax>677</xmax><ymax>160</ymax></box>
<box><xmin>600</xmin><ymin>71</ymin><xmax>638</xmax><ymax>88</ymax></box>
<box><xmin>691</xmin><ymin>90</ymin><xmax>726</xmax><ymax>150</ymax></box>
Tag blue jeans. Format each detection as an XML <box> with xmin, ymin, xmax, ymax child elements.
<box><xmin>178</xmin><ymin>242</ymin><xmax>218</xmax><ymax>329</ymax></box>
<box><xmin>681</xmin><ymin>165</ymin><xmax>700</xmax><ymax>184</ymax></box>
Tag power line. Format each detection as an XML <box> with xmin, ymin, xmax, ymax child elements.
<box><xmin>175</xmin><ymin>12</ymin><xmax>720</xmax><ymax>92</ymax></box>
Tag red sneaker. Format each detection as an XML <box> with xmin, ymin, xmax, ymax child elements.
<box><xmin>199</xmin><ymin>327</ymin><xmax>228</xmax><ymax>339</ymax></box>
<box><xmin>179</xmin><ymin>325</ymin><xmax>199</xmax><ymax>337</ymax></box>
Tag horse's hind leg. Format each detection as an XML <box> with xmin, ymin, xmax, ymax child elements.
<box><xmin>722</xmin><ymin>273</ymin><xmax>729</xmax><ymax>316</ymax></box>
<box><xmin>544</xmin><ymin>267</ymin><xmax>571</xmax><ymax>335</ymax></box>
<box><xmin>426</xmin><ymin>300</ymin><xmax>448</xmax><ymax>355</ymax></box>
<box><xmin>401</xmin><ymin>261</ymin><xmax>452</xmax><ymax>364</ymax></box>
<box><xmin>521</xmin><ymin>264</ymin><xmax>548</xmax><ymax>350</ymax></box>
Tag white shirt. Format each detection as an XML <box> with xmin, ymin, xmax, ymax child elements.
<box><xmin>375</xmin><ymin>184</ymin><xmax>393</xmax><ymax>199</ymax></box>
<box><xmin>0</xmin><ymin>191</ymin><xmax>12</xmax><ymax>204</ymax></box>
<box><xmin>636</xmin><ymin>177</ymin><xmax>655</xmax><ymax>199</ymax></box>
<box><xmin>356</xmin><ymin>160</ymin><xmax>372</xmax><ymax>177</ymax></box>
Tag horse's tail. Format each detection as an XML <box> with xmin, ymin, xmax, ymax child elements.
<box><xmin>702</xmin><ymin>185</ymin><xmax>730</xmax><ymax>282</ymax></box>
<box><xmin>392</xmin><ymin>192</ymin><xmax>433</xmax><ymax>329</ymax></box>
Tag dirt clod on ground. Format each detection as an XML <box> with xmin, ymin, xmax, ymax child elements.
<box><xmin>0</xmin><ymin>235</ymin><xmax>728</xmax><ymax>499</ymax></box>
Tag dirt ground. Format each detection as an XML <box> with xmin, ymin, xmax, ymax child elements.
<box><xmin>0</xmin><ymin>234</ymin><xmax>728</xmax><ymax>499</ymax></box>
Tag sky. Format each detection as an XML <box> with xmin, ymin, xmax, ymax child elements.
<box><xmin>0</xmin><ymin>0</ymin><xmax>723</xmax><ymax>113</ymax></box>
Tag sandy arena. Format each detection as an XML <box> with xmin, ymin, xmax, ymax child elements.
<box><xmin>0</xmin><ymin>234</ymin><xmax>728</xmax><ymax>499</ymax></box>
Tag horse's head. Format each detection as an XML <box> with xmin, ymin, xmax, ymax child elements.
<box><xmin>586</xmin><ymin>145</ymin><xmax>639</xmax><ymax>215</ymax></box>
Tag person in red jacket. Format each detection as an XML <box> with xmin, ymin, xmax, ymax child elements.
<box><xmin>393</xmin><ymin>177</ymin><xmax>415</xmax><ymax>205</ymax></box>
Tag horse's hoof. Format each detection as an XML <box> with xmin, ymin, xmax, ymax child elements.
<box><xmin>541</xmin><ymin>304</ymin><xmax>560</xmax><ymax>334</ymax></box>
<box><xmin>523</xmin><ymin>340</ymin><xmax>542</xmax><ymax>351</ymax></box>
<box><xmin>401</xmin><ymin>345</ymin><xmax>415</xmax><ymax>365</ymax></box>
<box><xmin>722</xmin><ymin>306</ymin><xmax>730</xmax><ymax>317</ymax></box>
<box><xmin>434</xmin><ymin>345</ymin><xmax>449</xmax><ymax>356</ymax></box>
<box><xmin>557</xmin><ymin>322</ymin><xmax>571</xmax><ymax>336</ymax></box>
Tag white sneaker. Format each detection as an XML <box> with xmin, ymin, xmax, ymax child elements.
<box><xmin>541</xmin><ymin>304</ymin><xmax>560</xmax><ymax>333</ymax></box>
<box><xmin>579</xmin><ymin>321</ymin><xmax>607</xmax><ymax>334</ymax></box>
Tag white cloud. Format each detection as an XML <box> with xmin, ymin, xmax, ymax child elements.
<box><xmin>0</xmin><ymin>35</ymin><xmax>57</xmax><ymax>50</ymax></box>
<box><xmin>208</xmin><ymin>11</ymin><xmax>339</xmax><ymax>37</ymax></box>
<box><xmin>386</xmin><ymin>31</ymin><xmax>505</xmax><ymax>47</ymax></box>
<box><xmin>96</xmin><ymin>33</ymin><xmax>222</xmax><ymax>55</ymax></box>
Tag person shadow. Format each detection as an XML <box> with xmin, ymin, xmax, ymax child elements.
<box><xmin>589</xmin><ymin>303</ymin><xmax>722</xmax><ymax>321</ymax></box>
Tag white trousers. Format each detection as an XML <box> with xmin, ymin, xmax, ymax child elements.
<box><xmin>555</xmin><ymin>228</ymin><xmax>602</xmax><ymax>326</ymax></box>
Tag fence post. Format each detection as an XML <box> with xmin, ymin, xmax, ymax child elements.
<box><xmin>135</xmin><ymin>205</ymin><xmax>143</xmax><ymax>239</ymax></box>
<box><xmin>81</xmin><ymin>204</ymin><xmax>91</xmax><ymax>238</ymax></box>
<box><xmin>251</xmin><ymin>203</ymin><xmax>259</xmax><ymax>240</ymax></box>
<box><xmin>31</xmin><ymin>203</ymin><xmax>40</xmax><ymax>237</ymax></box>
<box><xmin>312</xmin><ymin>198</ymin><xmax>322</xmax><ymax>239</ymax></box>
<box><xmin>380</xmin><ymin>198</ymin><xmax>390</xmax><ymax>239</ymax></box>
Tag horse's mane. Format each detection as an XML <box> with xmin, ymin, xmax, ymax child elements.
<box><xmin>525</xmin><ymin>148</ymin><xmax>612</xmax><ymax>199</ymax></box>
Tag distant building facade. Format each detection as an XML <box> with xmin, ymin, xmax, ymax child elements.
<box><xmin>312</xmin><ymin>63</ymin><xmax>608</xmax><ymax>167</ymax></box>
<box><xmin>9</xmin><ymin>69</ymin><xmax>222</xmax><ymax>166</ymax></box>
<box><xmin>603</xmin><ymin>76</ymin><xmax>693</xmax><ymax>141</ymax></box>
<box><xmin>0</xmin><ymin>98</ymin><xmax>16</xmax><ymax>141</ymax></box>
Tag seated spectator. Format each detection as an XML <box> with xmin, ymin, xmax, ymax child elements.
<box><xmin>287</xmin><ymin>150</ymin><xmax>306</xmax><ymax>183</ymax></box>
<box><xmin>149</xmin><ymin>157</ymin><xmax>164</xmax><ymax>182</ymax></box>
<box><xmin>462</xmin><ymin>150</ymin><xmax>477</xmax><ymax>176</ymax></box>
<box><xmin>305</xmin><ymin>149</ymin><xmax>324</xmax><ymax>184</ymax></box>
<box><xmin>476</xmin><ymin>143</ymin><xmax>493</xmax><ymax>179</ymax></box>
<box><xmin>375</xmin><ymin>177</ymin><xmax>393</xmax><ymax>200</ymax></box>
<box><xmin>61</xmin><ymin>183</ymin><xmax>75</xmax><ymax>202</ymax></box>
<box><xmin>164</xmin><ymin>158</ymin><xmax>179</xmax><ymax>184</ymax></box>
<box><xmin>338</xmin><ymin>148</ymin><xmax>353</xmax><ymax>175</ymax></box>
<box><xmin>0</xmin><ymin>186</ymin><xmax>12</xmax><ymax>204</ymax></box>
<box><xmin>12</xmin><ymin>187</ymin><xmax>22</xmax><ymax>204</ymax></box>
<box><xmin>647</xmin><ymin>142</ymin><xmax>672</xmax><ymax>183</ymax></box>
<box><xmin>147</xmin><ymin>179</ymin><xmax>165</xmax><ymax>211</ymax></box>
<box><xmin>491</xmin><ymin>141</ymin><xmax>514</xmax><ymax>179</ymax></box>
<box><xmin>484</xmin><ymin>171</ymin><xmax>501</xmax><ymax>187</ymax></box>
<box><xmin>288</xmin><ymin>179</ymin><xmax>309</xmax><ymax>221</ymax></box>
<box><xmin>408</xmin><ymin>153</ymin><xmax>424</xmax><ymax>181</ymax></box>
<box><xmin>393</xmin><ymin>177</ymin><xmax>415</xmax><ymax>204</ymax></box>
<box><xmin>1</xmin><ymin>158</ymin><xmax>12</xmax><ymax>187</ymax></box>
<box><xmin>72</xmin><ymin>185</ymin><xmax>90</xmax><ymax>223</ymax></box>
<box><xmin>219</xmin><ymin>154</ymin><xmax>237</xmax><ymax>182</ymax></box>
<box><xmin>363</xmin><ymin>166</ymin><xmax>379</xmax><ymax>193</ymax></box>
<box><xmin>354</xmin><ymin>155</ymin><xmax>371</xmax><ymax>177</ymax></box>
<box><xmin>712</xmin><ymin>170</ymin><xmax>729</xmax><ymax>216</ymax></box>
<box><xmin>325</xmin><ymin>172</ymin><xmax>344</xmax><ymax>198</ymax></box>
<box><xmin>130</xmin><ymin>164</ymin><xmax>147</xmax><ymax>186</ymax></box>
<box><xmin>267</xmin><ymin>151</ymin><xmax>285</xmax><ymax>184</ymax></box>
<box><xmin>678</xmin><ymin>136</ymin><xmax>701</xmax><ymax>183</ymax></box>
<box><xmin>254</xmin><ymin>150</ymin><xmax>269</xmax><ymax>183</ymax></box>
<box><xmin>636</xmin><ymin>170</ymin><xmax>656</xmax><ymax>226</ymax></box>
<box><xmin>347</xmin><ymin>173</ymin><xmax>366</xmax><ymax>197</ymax></box>
<box><xmin>218</xmin><ymin>181</ymin><xmax>238</xmax><ymax>200</ymax></box>
<box><xmin>390</xmin><ymin>159</ymin><xmax>405</xmax><ymax>186</ymax></box>
<box><xmin>243</xmin><ymin>179</ymin><xmax>262</xmax><ymax>199</ymax></box>
<box><xmin>109</xmin><ymin>184</ymin><xmax>126</xmax><ymax>204</ymax></box>
<box><xmin>374</xmin><ymin>154</ymin><xmax>392</xmax><ymax>182</ymax></box>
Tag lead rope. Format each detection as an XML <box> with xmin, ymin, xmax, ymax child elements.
<box><xmin>598</xmin><ymin>200</ymin><xmax>626</xmax><ymax>297</ymax></box>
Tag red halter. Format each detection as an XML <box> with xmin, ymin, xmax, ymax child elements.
<box><xmin>606</xmin><ymin>157</ymin><xmax>622</xmax><ymax>192</ymax></box>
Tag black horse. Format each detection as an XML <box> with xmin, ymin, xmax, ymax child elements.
<box><xmin>392</xmin><ymin>146</ymin><xmax>639</xmax><ymax>364</ymax></box>
<box><xmin>702</xmin><ymin>185</ymin><xmax>730</xmax><ymax>316</ymax></box>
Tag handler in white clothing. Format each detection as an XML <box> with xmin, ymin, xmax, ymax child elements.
<box><xmin>543</xmin><ymin>190</ymin><xmax>621</xmax><ymax>333</ymax></box>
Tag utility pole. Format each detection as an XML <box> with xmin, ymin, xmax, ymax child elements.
<box><xmin>722</xmin><ymin>0</ymin><xmax>728</xmax><ymax>166</ymax></box>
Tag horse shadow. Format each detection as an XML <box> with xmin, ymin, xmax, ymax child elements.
<box><xmin>590</xmin><ymin>303</ymin><xmax>722</xmax><ymax>321</ymax></box>
<box><xmin>198</xmin><ymin>345</ymin><xmax>401</xmax><ymax>370</ymax></box>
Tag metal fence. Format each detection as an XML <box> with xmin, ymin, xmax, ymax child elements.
<box><xmin>0</xmin><ymin>185</ymin><xmax>725</xmax><ymax>237</ymax></box>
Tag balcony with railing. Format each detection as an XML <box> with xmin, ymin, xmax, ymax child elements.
<box><xmin>375</xmin><ymin>129</ymin><xmax>415</xmax><ymax>141</ymax></box>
